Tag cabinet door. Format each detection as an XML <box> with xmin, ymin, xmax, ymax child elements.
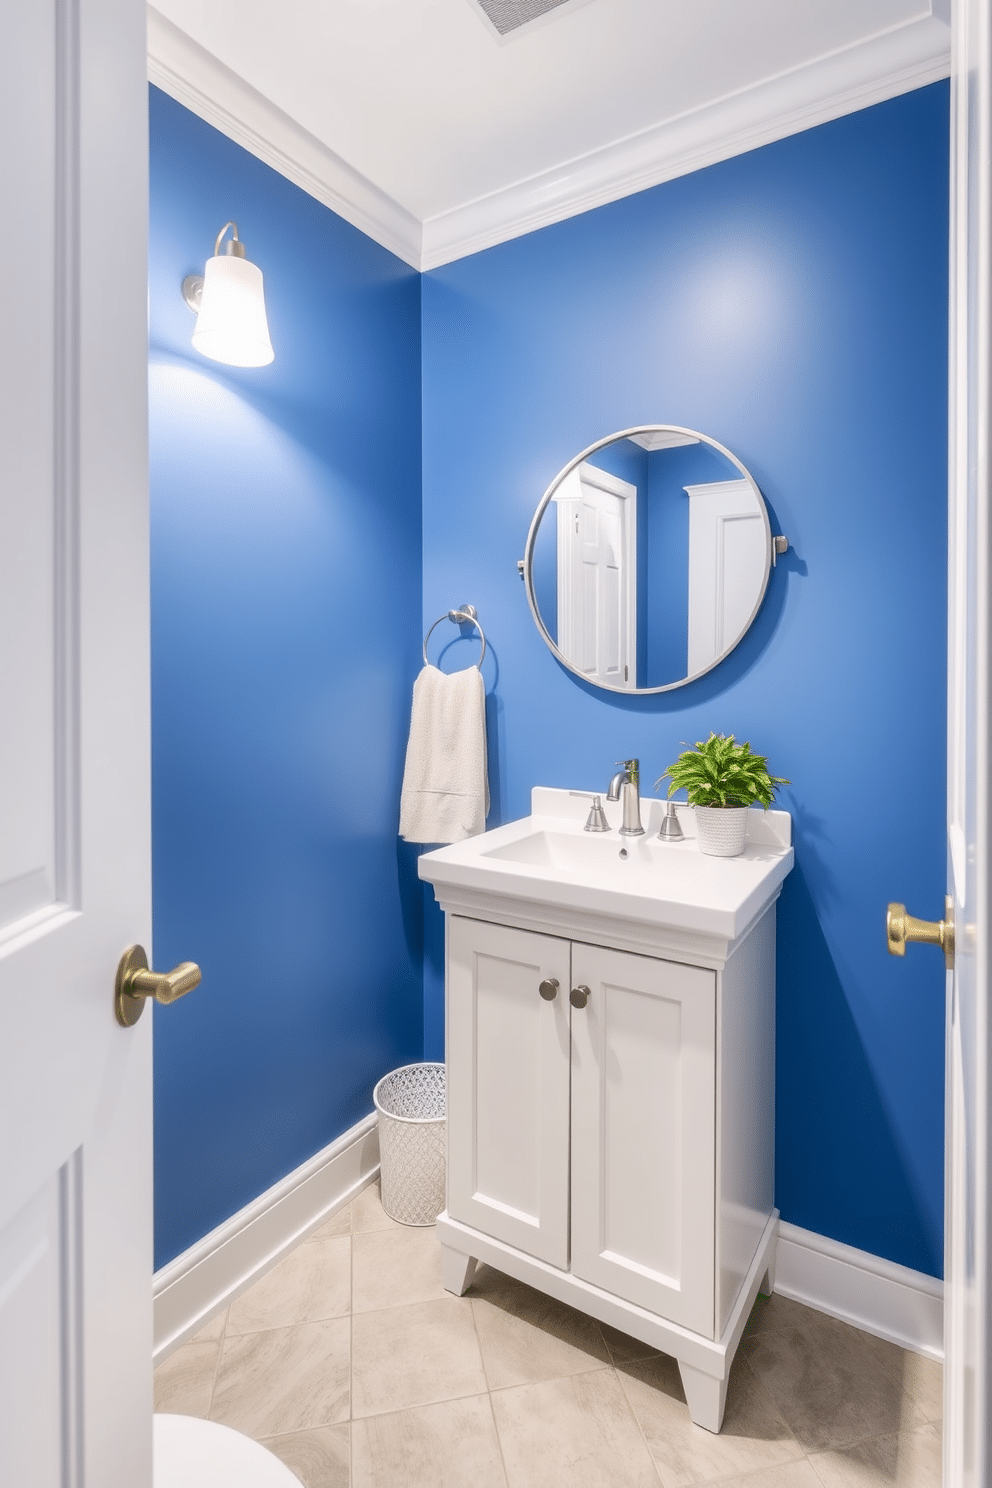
<box><xmin>447</xmin><ymin>917</ymin><xmax>571</xmax><ymax>1267</ymax></box>
<box><xmin>570</xmin><ymin>944</ymin><xmax>716</xmax><ymax>1336</ymax></box>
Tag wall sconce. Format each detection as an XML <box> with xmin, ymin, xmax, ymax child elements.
<box><xmin>181</xmin><ymin>222</ymin><xmax>274</xmax><ymax>367</ymax></box>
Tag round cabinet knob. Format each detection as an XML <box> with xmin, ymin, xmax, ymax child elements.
<box><xmin>538</xmin><ymin>978</ymin><xmax>559</xmax><ymax>1001</ymax></box>
<box><xmin>570</xmin><ymin>985</ymin><xmax>591</xmax><ymax>1009</ymax></box>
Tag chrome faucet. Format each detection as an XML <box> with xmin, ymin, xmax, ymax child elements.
<box><xmin>607</xmin><ymin>759</ymin><xmax>645</xmax><ymax>836</ymax></box>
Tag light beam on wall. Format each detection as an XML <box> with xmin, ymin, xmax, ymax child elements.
<box><xmin>182</xmin><ymin>222</ymin><xmax>274</xmax><ymax>368</ymax></box>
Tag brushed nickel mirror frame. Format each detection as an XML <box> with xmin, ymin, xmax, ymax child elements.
<box><xmin>522</xmin><ymin>423</ymin><xmax>778</xmax><ymax>695</ymax></box>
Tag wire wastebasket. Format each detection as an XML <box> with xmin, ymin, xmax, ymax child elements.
<box><xmin>372</xmin><ymin>1062</ymin><xmax>446</xmax><ymax>1226</ymax></box>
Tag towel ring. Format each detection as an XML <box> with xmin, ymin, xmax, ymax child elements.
<box><xmin>423</xmin><ymin>604</ymin><xmax>486</xmax><ymax>670</ymax></box>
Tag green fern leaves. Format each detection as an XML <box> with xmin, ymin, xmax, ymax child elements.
<box><xmin>659</xmin><ymin>733</ymin><xmax>789</xmax><ymax>809</ymax></box>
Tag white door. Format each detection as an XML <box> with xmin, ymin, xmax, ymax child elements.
<box><xmin>569</xmin><ymin>944</ymin><xmax>716</xmax><ymax>1336</ymax></box>
<box><xmin>0</xmin><ymin>4</ymin><xmax>153</xmax><ymax>1485</ymax></box>
<box><xmin>944</xmin><ymin>1</ymin><xmax>991</xmax><ymax>1480</ymax></box>
<box><xmin>556</xmin><ymin>463</ymin><xmax>637</xmax><ymax>689</ymax></box>
<box><xmin>446</xmin><ymin>918</ymin><xmax>571</xmax><ymax>1267</ymax></box>
<box><xmin>686</xmin><ymin>479</ymin><xmax>766</xmax><ymax>677</ymax></box>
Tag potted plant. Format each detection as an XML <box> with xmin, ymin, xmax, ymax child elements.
<box><xmin>658</xmin><ymin>733</ymin><xmax>789</xmax><ymax>858</ymax></box>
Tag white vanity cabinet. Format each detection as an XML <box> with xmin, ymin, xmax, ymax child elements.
<box><xmin>446</xmin><ymin>918</ymin><xmax>717</xmax><ymax>1336</ymax></box>
<box><xmin>420</xmin><ymin>788</ymin><xmax>792</xmax><ymax>1433</ymax></box>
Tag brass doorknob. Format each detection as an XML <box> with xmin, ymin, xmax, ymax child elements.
<box><xmin>886</xmin><ymin>898</ymin><xmax>954</xmax><ymax>970</ymax></box>
<box><xmin>115</xmin><ymin>944</ymin><xmax>202</xmax><ymax>1027</ymax></box>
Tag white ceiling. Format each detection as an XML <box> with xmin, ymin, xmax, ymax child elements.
<box><xmin>148</xmin><ymin>0</ymin><xmax>950</xmax><ymax>270</ymax></box>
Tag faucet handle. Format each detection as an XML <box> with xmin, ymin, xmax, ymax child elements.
<box><xmin>657</xmin><ymin>800</ymin><xmax>684</xmax><ymax>842</ymax></box>
<box><xmin>583</xmin><ymin>795</ymin><xmax>610</xmax><ymax>833</ymax></box>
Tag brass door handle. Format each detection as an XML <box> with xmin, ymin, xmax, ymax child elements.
<box><xmin>115</xmin><ymin>944</ymin><xmax>202</xmax><ymax>1027</ymax></box>
<box><xmin>886</xmin><ymin>898</ymin><xmax>954</xmax><ymax>970</ymax></box>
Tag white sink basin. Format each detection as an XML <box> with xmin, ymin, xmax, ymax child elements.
<box><xmin>419</xmin><ymin>787</ymin><xmax>794</xmax><ymax>955</ymax></box>
<box><xmin>481</xmin><ymin>828</ymin><xmax>658</xmax><ymax>871</ymax></box>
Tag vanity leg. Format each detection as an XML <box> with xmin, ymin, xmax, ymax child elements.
<box><xmin>758</xmin><ymin>1233</ymin><xmax>778</xmax><ymax>1298</ymax></box>
<box><xmin>440</xmin><ymin>1243</ymin><xmax>478</xmax><ymax>1297</ymax></box>
<box><xmin>678</xmin><ymin>1361</ymin><xmax>729</xmax><ymax>1433</ymax></box>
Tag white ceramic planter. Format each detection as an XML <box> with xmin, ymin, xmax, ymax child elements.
<box><xmin>694</xmin><ymin>805</ymin><xmax>748</xmax><ymax>857</ymax></box>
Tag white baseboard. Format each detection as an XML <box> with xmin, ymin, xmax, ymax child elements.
<box><xmin>775</xmin><ymin>1221</ymin><xmax>943</xmax><ymax>1362</ymax></box>
<box><xmin>153</xmin><ymin>1113</ymin><xmax>379</xmax><ymax>1361</ymax></box>
<box><xmin>152</xmin><ymin>1126</ymin><xmax>943</xmax><ymax>1367</ymax></box>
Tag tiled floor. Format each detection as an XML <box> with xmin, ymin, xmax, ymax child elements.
<box><xmin>154</xmin><ymin>1183</ymin><xmax>943</xmax><ymax>1488</ymax></box>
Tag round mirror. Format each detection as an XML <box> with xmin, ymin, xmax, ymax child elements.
<box><xmin>523</xmin><ymin>425</ymin><xmax>775</xmax><ymax>694</ymax></box>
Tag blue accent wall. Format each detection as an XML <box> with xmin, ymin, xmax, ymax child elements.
<box><xmin>149</xmin><ymin>87</ymin><xmax>423</xmax><ymax>1269</ymax></box>
<box><xmin>149</xmin><ymin>81</ymin><xmax>949</xmax><ymax>1282</ymax></box>
<box><xmin>421</xmin><ymin>84</ymin><xmax>949</xmax><ymax>1276</ymax></box>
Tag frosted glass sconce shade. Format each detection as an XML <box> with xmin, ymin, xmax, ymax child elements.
<box><xmin>182</xmin><ymin>222</ymin><xmax>274</xmax><ymax>368</ymax></box>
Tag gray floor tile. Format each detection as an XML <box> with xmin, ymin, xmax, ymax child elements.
<box><xmin>694</xmin><ymin>1464</ymin><xmax>824</xmax><ymax>1488</ymax></box>
<box><xmin>899</xmin><ymin>1351</ymin><xmax>943</xmax><ymax>1424</ymax></box>
<box><xmin>261</xmin><ymin>1425</ymin><xmax>350</xmax><ymax>1488</ymax></box>
<box><xmin>227</xmin><ymin>1237</ymin><xmax>351</xmax><ymax>1333</ymax></box>
<box><xmin>618</xmin><ymin>1351</ymin><xmax>804</xmax><ymax>1487</ymax></box>
<box><xmin>352</xmin><ymin>1181</ymin><xmax>403</xmax><ymax>1234</ymax></box>
<box><xmin>188</xmin><ymin>1307</ymin><xmax>229</xmax><ymax>1343</ymax></box>
<box><xmin>491</xmin><ymin>1369</ymin><xmax>661</xmax><ymax>1488</ymax></box>
<box><xmin>153</xmin><ymin>1339</ymin><xmax>221</xmax><ymax>1417</ymax></box>
<box><xmin>352</xmin><ymin>1224</ymin><xmax>447</xmax><ymax>1312</ymax></box>
<box><xmin>352</xmin><ymin>1296</ymin><xmax>487</xmax><ymax>1417</ymax></box>
<box><xmin>740</xmin><ymin>1294</ymin><xmax>926</xmax><ymax>1452</ymax></box>
<box><xmin>808</xmin><ymin>1421</ymin><xmax>942</xmax><ymax>1488</ymax></box>
<box><xmin>599</xmin><ymin>1321</ymin><xmax>664</xmax><ymax>1365</ymax></box>
<box><xmin>471</xmin><ymin>1273</ymin><xmax>610</xmax><ymax>1389</ymax></box>
<box><xmin>352</xmin><ymin>1394</ymin><xmax>508</xmax><ymax>1488</ymax></box>
<box><xmin>309</xmin><ymin>1204</ymin><xmax>353</xmax><ymax>1240</ymax></box>
<box><xmin>211</xmin><ymin>1318</ymin><xmax>350</xmax><ymax>1436</ymax></box>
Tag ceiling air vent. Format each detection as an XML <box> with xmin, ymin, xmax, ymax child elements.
<box><xmin>475</xmin><ymin>0</ymin><xmax>574</xmax><ymax>37</ymax></box>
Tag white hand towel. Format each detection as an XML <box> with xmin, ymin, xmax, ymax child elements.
<box><xmin>399</xmin><ymin>664</ymin><xmax>490</xmax><ymax>843</ymax></box>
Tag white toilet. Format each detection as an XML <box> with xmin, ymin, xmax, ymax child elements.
<box><xmin>154</xmin><ymin>1415</ymin><xmax>303</xmax><ymax>1487</ymax></box>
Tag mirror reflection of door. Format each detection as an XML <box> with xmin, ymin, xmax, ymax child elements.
<box><xmin>686</xmin><ymin>480</ymin><xmax>768</xmax><ymax>675</ymax></box>
<box><xmin>555</xmin><ymin>463</ymin><xmax>637</xmax><ymax>690</ymax></box>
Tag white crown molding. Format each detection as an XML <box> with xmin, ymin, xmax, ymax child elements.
<box><xmin>420</xmin><ymin>13</ymin><xmax>951</xmax><ymax>269</ymax></box>
<box><xmin>152</xmin><ymin>1113</ymin><xmax>379</xmax><ymax>1360</ymax></box>
<box><xmin>776</xmin><ymin>1220</ymin><xmax>944</xmax><ymax>1361</ymax></box>
<box><xmin>146</xmin><ymin>7</ymin><xmax>422</xmax><ymax>269</ymax></box>
<box><xmin>148</xmin><ymin>8</ymin><xmax>949</xmax><ymax>274</ymax></box>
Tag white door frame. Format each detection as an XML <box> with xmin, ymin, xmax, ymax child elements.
<box><xmin>945</xmin><ymin>1</ymin><xmax>991</xmax><ymax>1482</ymax></box>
